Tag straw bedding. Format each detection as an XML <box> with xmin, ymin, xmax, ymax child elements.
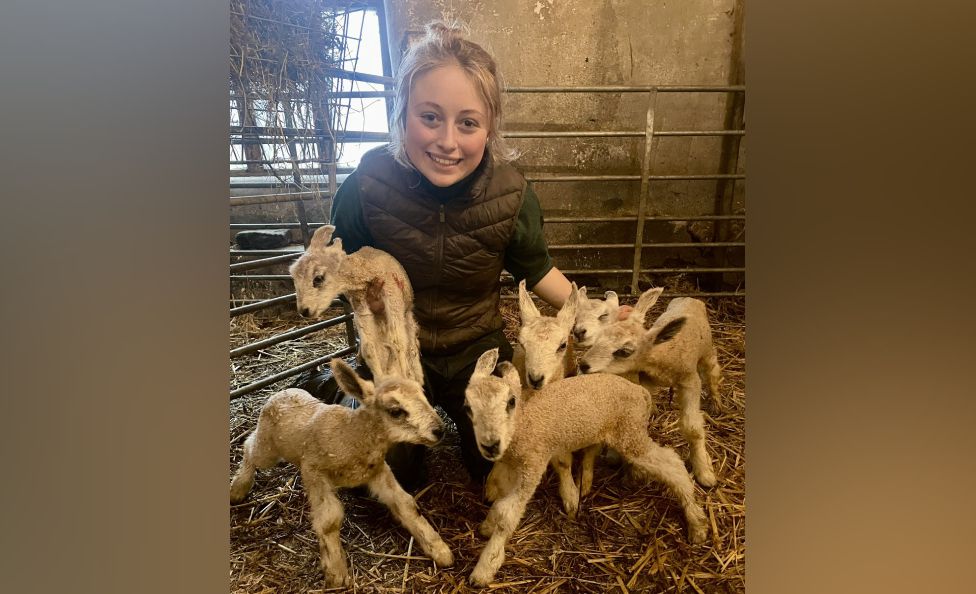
<box><xmin>229</xmin><ymin>296</ymin><xmax>745</xmax><ymax>593</ymax></box>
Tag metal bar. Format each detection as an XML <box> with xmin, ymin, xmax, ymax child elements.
<box><xmin>500</xmin><ymin>130</ymin><xmax>744</xmax><ymax>138</ymax></box>
<box><xmin>230</xmin><ymin>131</ymin><xmax>390</xmax><ymax>143</ymax></box>
<box><xmin>544</xmin><ymin>215</ymin><xmax>746</xmax><ymax>223</ymax></box>
<box><xmin>229</xmin><ymin>252</ymin><xmax>301</xmax><ymax>273</ymax></box>
<box><xmin>341</xmin><ymin>300</ymin><xmax>357</xmax><ymax>350</ymax></box>
<box><xmin>505</xmin><ymin>85</ymin><xmax>745</xmax><ymax>93</ymax></box>
<box><xmin>230</xmin><ymin>293</ymin><xmax>296</xmax><ymax>317</ymax></box>
<box><xmin>548</xmin><ymin>242</ymin><xmax>746</xmax><ymax>250</ymax></box>
<box><xmin>632</xmin><ymin>89</ymin><xmax>657</xmax><ymax>295</ymax></box>
<box><xmin>330</xmin><ymin>90</ymin><xmax>394</xmax><ymax>99</ymax></box>
<box><xmin>500</xmin><ymin>291</ymin><xmax>745</xmax><ymax>299</ymax></box>
<box><xmin>523</xmin><ymin>174</ymin><xmax>744</xmax><ymax>182</ymax></box>
<box><xmin>229</xmin><ymin>54</ymin><xmax>394</xmax><ymax>86</ymax></box>
<box><xmin>230</xmin><ymin>223</ymin><xmax>327</xmax><ymax>230</ymax></box>
<box><xmin>555</xmin><ymin>268</ymin><xmax>745</xmax><ymax>275</ymax></box>
<box><xmin>231</xmin><ymin>275</ymin><xmax>292</xmax><ymax>281</ymax></box>
<box><xmin>230</xmin><ymin>158</ymin><xmax>337</xmax><ymax>165</ymax></box>
<box><xmin>231</xmin><ymin>314</ymin><xmax>355</xmax><ymax>358</ymax></box>
<box><xmin>230</xmin><ymin>192</ymin><xmax>329</xmax><ymax>207</ymax></box>
<box><xmin>230</xmin><ymin>345</ymin><xmax>358</xmax><ymax>400</ymax></box>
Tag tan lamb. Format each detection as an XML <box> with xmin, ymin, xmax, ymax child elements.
<box><xmin>578</xmin><ymin>287</ymin><xmax>722</xmax><ymax>487</ymax></box>
<box><xmin>462</xmin><ymin>348</ymin><xmax>708</xmax><ymax>586</ymax></box>
<box><xmin>289</xmin><ymin>224</ymin><xmax>424</xmax><ymax>383</ymax></box>
<box><xmin>229</xmin><ymin>359</ymin><xmax>454</xmax><ymax>588</ymax></box>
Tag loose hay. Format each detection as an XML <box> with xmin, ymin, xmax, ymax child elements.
<box><xmin>230</xmin><ymin>297</ymin><xmax>745</xmax><ymax>593</ymax></box>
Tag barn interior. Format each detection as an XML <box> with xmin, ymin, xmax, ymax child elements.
<box><xmin>229</xmin><ymin>1</ymin><xmax>746</xmax><ymax>592</ymax></box>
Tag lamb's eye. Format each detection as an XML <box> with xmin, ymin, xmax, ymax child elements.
<box><xmin>387</xmin><ymin>407</ymin><xmax>407</xmax><ymax>419</ymax></box>
<box><xmin>612</xmin><ymin>348</ymin><xmax>634</xmax><ymax>358</ymax></box>
<box><xmin>506</xmin><ymin>397</ymin><xmax>516</xmax><ymax>412</ymax></box>
<box><xmin>598</xmin><ymin>314</ymin><xmax>610</xmax><ymax>322</ymax></box>
<box><xmin>557</xmin><ymin>341</ymin><xmax>567</xmax><ymax>352</ymax></box>
<box><xmin>463</xmin><ymin>403</ymin><xmax>473</xmax><ymax>417</ymax></box>
<box><xmin>312</xmin><ymin>275</ymin><xmax>325</xmax><ymax>288</ymax></box>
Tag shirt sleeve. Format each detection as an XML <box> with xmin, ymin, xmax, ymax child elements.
<box><xmin>328</xmin><ymin>169</ymin><xmax>373</xmax><ymax>253</ymax></box>
<box><xmin>503</xmin><ymin>183</ymin><xmax>554</xmax><ymax>287</ymax></box>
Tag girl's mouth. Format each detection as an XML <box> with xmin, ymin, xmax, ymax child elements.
<box><xmin>427</xmin><ymin>152</ymin><xmax>462</xmax><ymax>167</ymax></box>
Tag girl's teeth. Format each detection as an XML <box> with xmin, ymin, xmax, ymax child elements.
<box><xmin>430</xmin><ymin>154</ymin><xmax>460</xmax><ymax>166</ymax></box>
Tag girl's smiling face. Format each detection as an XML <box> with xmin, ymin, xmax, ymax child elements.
<box><xmin>404</xmin><ymin>63</ymin><xmax>490</xmax><ymax>187</ymax></box>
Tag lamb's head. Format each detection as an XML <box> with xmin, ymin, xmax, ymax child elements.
<box><xmin>463</xmin><ymin>348</ymin><xmax>523</xmax><ymax>462</ymax></box>
<box><xmin>330</xmin><ymin>359</ymin><xmax>444</xmax><ymax>446</ymax></box>
<box><xmin>579</xmin><ymin>287</ymin><xmax>686</xmax><ymax>375</ymax></box>
<box><xmin>289</xmin><ymin>225</ymin><xmax>348</xmax><ymax>317</ymax></box>
<box><xmin>516</xmin><ymin>279</ymin><xmax>577</xmax><ymax>390</ymax></box>
<box><xmin>572</xmin><ymin>285</ymin><xmax>620</xmax><ymax>348</ymax></box>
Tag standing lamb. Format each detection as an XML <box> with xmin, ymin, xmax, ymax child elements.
<box><xmin>578</xmin><ymin>287</ymin><xmax>722</xmax><ymax>487</ymax></box>
<box><xmin>289</xmin><ymin>224</ymin><xmax>424</xmax><ymax>384</ymax></box>
<box><xmin>463</xmin><ymin>348</ymin><xmax>708</xmax><ymax>586</ymax></box>
<box><xmin>229</xmin><ymin>359</ymin><xmax>454</xmax><ymax>588</ymax></box>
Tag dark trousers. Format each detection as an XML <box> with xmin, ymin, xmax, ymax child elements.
<box><xmin>294</xmin><ymin>329</ymin><xmax>513</xmax><ymax>492</ymax></box>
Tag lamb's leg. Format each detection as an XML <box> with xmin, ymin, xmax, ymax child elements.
<box><xmin>356</xmin><ymin>314</ymin><xmax>391</xmax><ymax>376</ymax></box>
<box><xmin>485</xmin><ymin>460</ymin><xmax>516</xmax><ymax>504</ymax></box>
<box><xmin>576</xmin><ymin>445</ymin><xmax>601</xmax><ymax>497</ymax></box>
<box><xmin>403</xmin><ymin>313</ymin><xmax>425</xmax><ymax>384</ymax></box>
<box><xmin>550</xmin><ymin>452</ymin><xmax>580</xmax><ymax>519</ymax></box>
<box><xmin>699</xmin><ymin>345</ymin><xmax>724</xmax><ymax>414</ymax></box>
<box><xmin>611</xmin><ymin>431</ymin><xmax>708</xmax><ymax>545</ymax></box>
<box><xmin>470</xmin><ymin>462</ymin><xmax>545</xmax><ymax>586</ymax></box>
<box><xmin>367</xmin><ymin>465</ymin><xmax>454</xmax><ymax>568</ymax></box>
<box><xmin>676</xmin><ymin>377</ymin><xmax>717</xmax><ymax>487</ymax></box>
<box><xmin>301</xmin><ymin>469</ymin><xmax>351</xmax><ymax>588</ymax></box>
<box><xmin>230</xmin><ymin>425</ymin><xmax>280</xmax><ymax>503</ymax></box>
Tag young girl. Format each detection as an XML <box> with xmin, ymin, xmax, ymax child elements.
<box><xmin>327</xmin><ymin>22</ymin><xmax>575</xmax><ymax>489</ymax></box>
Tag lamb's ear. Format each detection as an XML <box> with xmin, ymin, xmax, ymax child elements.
<box><xmin>578</xmin><ymin>285</ymin><xmax>589</xmax><ymax>299</ymax></box>
<box><xmin>651</xmin><ymin>317</ymin><xmax>686</xmax><ymax>345</ymax></box>
<box><xmin>309</xmin><ymin>224</ymin><xmax>335</xmax><ymax>251</ymax></box>
<box><xmin>604</xmin><ymin>290</ymin><xmax>619</xmax><ymax>309</ymax></box>
<box><xmin>557</xmin><ymin>282</ymin><xmax>579</xmax><ymax>328</ymax></box>
<box><xmin>517</xmin><ymin>279</ymin><xmax>540</xmax><ymax>321</ymax></box>
<box><xmin>330</xmin><ymin>358</ymin><xmax>375</xmax><ymax>405</ymax></box>
<box><xmin>497</xmin><ymin>361</ymin><xmax>523</xmax><ymax>397</ymax></box>
<box><xmin>472</xmin><ymin>348</ymin><xmax>500</xmax><ymax>379</ymax></box>
<box><xmin>633</xmin><ymin>287</ymin><xmax>664</xmax><ymax>324</ymax></box>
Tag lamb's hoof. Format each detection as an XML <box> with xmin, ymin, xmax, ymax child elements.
<box><xmin>229</xmin><ymin>480</ymin><xmax>251</xmax><ymax>504</ymax></box>
<box><xmin>429</xmin><ymin>542</ymin><xmax>454</xmax><ymax>568</ymax></box>
<box><xmin>478</xmin><ymin>520</ymin><xmax>494</xmax><ymax>539</ymax></box>
<box><xmin>695</xmin><ymin>469</ymin><xmax>717</xmax><ymax>488</ymax></box>
<box><xmin>469</xmin><ymin>563</ymin><xmax>495</xmax><ymax>586</ymax></box>
<box><xmin>688</xmin><ymin>521</ymin><xmax>709</xmax><ymax>545</ymax></box>
<box><xmin>324</xmin><ymin>571</ymin><xmax>352</xmax><ymax>589</ymax></box>
<box><xmin>563</xmin><ymin>501</ymin><xmax>579</xmax><ymax>521</ymax></box>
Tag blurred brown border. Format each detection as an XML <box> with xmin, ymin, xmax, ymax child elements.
<box><xmin>3</xmin><ymin>1</ymin><xmax>976</xmax><ymax>593</ymax></box>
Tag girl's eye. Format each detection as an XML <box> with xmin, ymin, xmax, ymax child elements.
<box><xmin>420</xmin><ymin>113</ymin><xmax>438</xmax><ymax>124</ymax></box>
<box><xmin>461</xmin><ymin>118</ymin><xmax>479</xmax><ymax>128</ymax></box>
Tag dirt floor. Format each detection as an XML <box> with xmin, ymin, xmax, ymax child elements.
<box><xmin>229</xmin><ymin>295</ymin><xmax>745</xmax><ymax>593</ymax></box>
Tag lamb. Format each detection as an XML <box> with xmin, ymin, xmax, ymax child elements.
<box><xmin>578</xmin><ymin>287</ymin><xmax>722</xmax><ymax>488</ymax></box>
<box><xmin>229</xmin><ymin>358</ymin><xmax>454</xmax><ymax>588</ymax></box>
<box><xmin>571</xmin><ymin>285</ymin><xmax>620</xmax><ymax>348</ymax></box>
<box><xmin>511</xmin><ymin>279</ymin><xmax>578</xmax><ymax>390</ymax></box>
<box><xmin>463</xmin><ymin>348</ymin><xmax>708</xmax><ymax>586</ymax></box>
<box><xmin>289</xmin><ymin>224</ymin><xmax>424</xmax><ymax>384</ymax></box>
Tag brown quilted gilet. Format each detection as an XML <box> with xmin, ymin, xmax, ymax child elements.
<box><xmin>356</xmin><ymin>147</ymin><xmax>525</xmax><ymax>355</ymax></box>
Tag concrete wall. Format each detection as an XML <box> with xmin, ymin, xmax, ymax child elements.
<box><xmin>232</xmin><ymin>0</ymin><xmax>745</xmax><ymax>292</ymax></box>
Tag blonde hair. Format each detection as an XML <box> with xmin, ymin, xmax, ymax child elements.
<box><xmin>387</xmin><ymin>21</ymin><xmax>518</xmax><ymax>169</ymax></box>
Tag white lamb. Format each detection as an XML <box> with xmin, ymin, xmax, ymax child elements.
<box><xmin>511</xmin><ymin>279</ymin><xmax>578</xmax><ymax>390</ymax></box>
<box><xmin>578</xmin><ymin>287</ymin><xmax>722</xmax><ymax>487</ymax></box>
<box><xmin>289</xmin><ymin>224</ymin><xmax>424</xmax><ymax>384</ymax></box>
<box><xmin>229</xmin><ymin>358</ymin><xmax>454</xmax><ymax>588</ymax></box>
<box><xmin>572</xmin><ymin>285</ymin><xmax>620</xmax><ymax>348</ymax></box>
<box><xmin>463</xmin><ymin>348</ymin><xmax>708</xmax><ymax>586</ymax></box>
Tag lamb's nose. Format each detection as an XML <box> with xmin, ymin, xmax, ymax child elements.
<box><xmin>482</xmin><ymin>440</ymin><xmax>500</xmax><ymax>457</ymax></box>
<box><xmin>528</xmin><ymin>374</ymin><xmax>544</xmax><ymax>389</ymax></box>
<box><xmin>300</xmin><ymin>307</ymin><xmax>311</xmax><ymax>317</ymax></box>
<box><xmin>574</xmin><ymin>328</ymin><xmax>586</xmax><ymax>340</ymax></box>
<box><xmin>432</xmin><ymin>426</ymin><xmax>444</xmax><ymax>441</ymax></box>
<box><xmin>578</xmin><ymin>362</ymin><xmax>591</xmax><ymax>374</ymax></box>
